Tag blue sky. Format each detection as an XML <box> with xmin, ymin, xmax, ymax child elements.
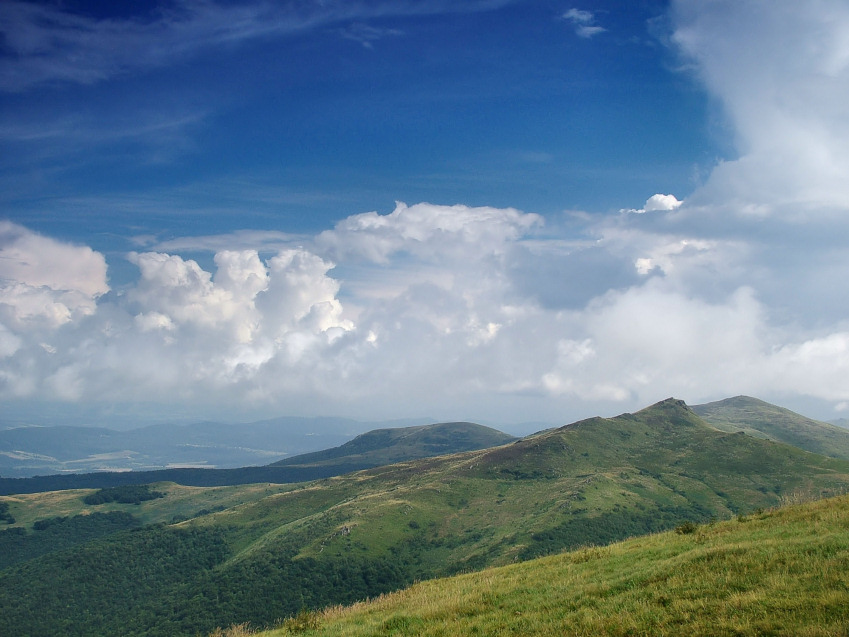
<box><xmin>2</xmin><ymin>0</ymin><xmax>849</xmax><ymax>430</ymax></box>
<box><xmin>2</xmin><ymin>0</ymin><xmax>712</xmax><ymax>250</ymax></box>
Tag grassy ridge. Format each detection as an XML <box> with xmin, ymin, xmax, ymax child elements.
<box><xmin>260</xmin><ymin>494</ymin><xmax>849</xmax><ymax>636</ymax></box>
<box><xmin>0</xmin><ymin>422</ymin><xmax>512</xmax><ymax>494</ymax></box>
<box><xmin>694</xmin><ymin>395</ymin><xmax>849</xmax><ymax>460</ymax></box>
<box><xmin>269</xmin><ymin>422</ymin><xmax>515</xmax><ymax>469</ymax></box>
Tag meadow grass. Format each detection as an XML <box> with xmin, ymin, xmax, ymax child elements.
<box><xmin>0</xmin><ymin>481</ymin><xmax>296</xmax><ymax>528</ymax></box>
<box><xmin>250</xmin><ymin>494</ymin><xmax>849</xmax><ymax>636</ymax></box>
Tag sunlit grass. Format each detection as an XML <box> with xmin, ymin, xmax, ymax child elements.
<box><xmin>246</xmin><ymin>494</ymin><xmax>849</xmax><ymax>636</ymax></box>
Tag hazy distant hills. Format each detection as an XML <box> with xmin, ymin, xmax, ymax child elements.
<box><xmin>0</xmin><ymin>416</ymin><xmax>429</xmax><ymax>478</ymax></box>
<box><xmin>5</xmin><ymin>394</ymin><xmax>847</xmax><ymax>482</ymax></box>
<box><xmin>693</xmin><ymin>395</ymin><xmax>849</xmax><ymax>460</ymax></box>
<box><xmin>0</xmin><ymin>421</ymin><xmax>514</xmax><ymax>494</ymax></box>
<box><xmin>4</xmin><ymin>393</ymin><xmax>849</xmax><ymax>491</ymax></box>
<box><xmin>3</xmin><ymin>398</ymin><xmax>849</xmax><ymax>635</ymax></box>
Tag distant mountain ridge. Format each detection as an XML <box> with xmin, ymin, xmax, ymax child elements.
<box><xmin>693</xmin><ymin>395</ymin><xmax>849</xmax><ymax>460</ymax></box>
<box><xmin>270</xmin><ymin>421</ymin><xmax>516</xmax><ymax>469</ymax></box>
<box><xmin>0</xmin><ymin>421</ymin><xmax>514</xmax><ymax>494</ymax></box>
<box><xmin>5</xmin><ymin>393</ymin><xmax>849</xmax><ymax>492</ymax></box>
<box><xmin>0</xmin><ymin>416</ymin><xmax>429</xmax><ymax>478</ymax></box>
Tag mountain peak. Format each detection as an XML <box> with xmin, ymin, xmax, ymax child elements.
<box><xmin>636</xmin><ymin>397</ymin><xmax>693</xmax><ymax>416</ymax></box>
<box><xmin>693</xmin><ymin>395</ymin><xmax>849</xmax><ymax>461</ymax></box>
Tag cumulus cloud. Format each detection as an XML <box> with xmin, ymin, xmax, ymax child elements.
<box><xmin>542</xmin><ymin>283</ymin><xmax>767</xmax><ymax>402</ymax></box>
<box><xmin>0</xmin><ymin>222</ymin><xmax>108</xmax><ymax>328</ymax></box>
<box><xmin>621</xmin><ymin>193</ymin><xmax>683</xmax><ymax>215</ymax></box>
<box><xmin>127</xmin><ymin>250</ymin><xmax>268</xmax><ymax>341</ymax></box>
<box><xmin>1</xmin><ymin>190</ymin><xmax>849</xmax><ymax>422</ymax></box>
<box><xmin>318</xmin><ymin>201</ymin><xmax>542</xmax><ymax>264</ymax></box>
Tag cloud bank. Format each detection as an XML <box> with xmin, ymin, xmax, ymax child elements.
<box><xmin>2</xmin><ymin>0</ymin><xmax>849</xmax><ymax>424</ymax></box>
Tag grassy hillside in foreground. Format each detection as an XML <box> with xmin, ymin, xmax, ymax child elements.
<box><xmin>3</xmin><ymin>399</ymin><xmax>849</xmax><ymax>636</ymax></box>
<box><xmin>254</xmin><ymin>493</ymin><xmax>849</xmax><ymax>637</ymax></box>
<box><xmin>694</xmin><ymin>395</ymin><xmax>849</xmax><ymax>460</ymax></box>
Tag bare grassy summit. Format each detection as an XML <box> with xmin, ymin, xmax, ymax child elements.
<box><xmin>694</xmin><ymin>395</ymin><xmax>849</xmax><ymax>460</ymax></box>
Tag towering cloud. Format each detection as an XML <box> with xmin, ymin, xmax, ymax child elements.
<box><xmin>671</xmin><ymin>0</ymin><xmax>849</xmax><ymax>216</ymax></box>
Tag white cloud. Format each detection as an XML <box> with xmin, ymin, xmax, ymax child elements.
<box><xmin>671</xmin><ymin>0</ymin><xmax>849</xmax><ymax>217</ymax></box>
<box><xmin>318</xmin><ymin>201</ymin><xmax>542</xmax><ymax>264</ymax></box>
<box><xmin>0</xmin><ymin>190</ymin><xmax>847</xmax><ymax>423</ymax></box>
<box><xmin>543</xmin><ymin>283</ymin><xmax>766</xmax><ymax>401</ymax></box>
<box><xmin>339</xmin><ymin>23</ymin><xmax>404</xmax><ymax>49</ymax></box>
<box><xmin>767</xmin><ymin>333</ymin><xmax>849</xmax><ymax>400</ymax></box>
<box><xmin>259</xmin><ymin>249</ymin><xmax>352</xmax><ymax>339</ymax></box>
<box><xmin>151</xmin><ymin>230</ymin><xmax>298</xmax><ymax>253</ymax></box>
<box><xmin>562</xmin><ymin>8</ymin><xmax>606</xmax><ymax>39</ymax></box>
<box><xmin>0</xmin><ymin>221</ymin><xmax>108</xmax><ymax>328</ymax></box>
<box><xmin>0</xmin><ymin>323</ymin><xmax>21</xmax><ymax>358</ymax></box>
<box><xmin>621</xmin><ymin>193</ymin><xmax>682</xmax><ymax>214</ymax></box>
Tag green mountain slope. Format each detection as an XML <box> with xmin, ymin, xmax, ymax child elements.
<box><xmin>269</xmin><ymin>421</ymin><xmax>516</xmax><ymax>470</ymax></box>
<box><xmin>693</xmin><ymin>395</ymin><xmax>849</xmax><ymax>460</ymax></box>
<box><xmin>2</xmin><ymin>398</ymin><xmax>849</xmax><ymax>636</ymax></box>
<box><xmin>258</xmin><ymin>494</ymin><xmax>849</xmax><ymax>637</ymax></box>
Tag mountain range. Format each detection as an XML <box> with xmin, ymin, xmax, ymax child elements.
<box><xmin>0</xmin><ymin>415</ymin><xmax>431</xmax><ymax>478</ymax></box>
<box><xmin>2</xmin><ymin>396</ymin><xmax>849</xmax><ymax>635</ymax></box>
<box><xmin>693</xmin><ymin>395</ymin><xmax>849</xmax><ymax>460</ymax></box>
<box><xmin>0</xmin><ymin>421</ymin><xmax>514</xmax><ymax>494</ymax></box>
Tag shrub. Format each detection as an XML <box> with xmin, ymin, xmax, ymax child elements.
<box><xmin>83</xmin><ymin>485</ymin><xmax>165</xmax><ymax>506</ymax></box>
<box><xmin>282</xmin><ymin>608</ymin><xmax>322</xmax><ymax>633</ymax></box>
<box><xmin>208</xmin><ymin>622</ymin><xmax>256</xmax><ymax>636</ymax></box>
<box><xmin>675</xmin><ymin>521</ymin><xmax>698</xmax><ymax>534</ymax></box>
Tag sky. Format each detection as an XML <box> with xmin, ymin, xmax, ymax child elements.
<box><xmin>2</xmin><ymin>0</ymin><xmax>849</xmax><ymax>431</ymax></box>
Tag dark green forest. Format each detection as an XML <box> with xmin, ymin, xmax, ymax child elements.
<box><xmin>0</xmin><ymin>501</ymin><xmax>14</xmax><ymax>524</ymax></box>
<box><xmin>0</xmin><ymin>499</ymin><xmax>753</xmax><ymax>636</ymax></box>
<box><xmin>0</xmin><ymin>521</ymin><xmax>416</xmax><ymax>636</ymax></box>
<box><xmin>0</xmin><ymin>510</ymin><xmax>141</xmax><ymax>570</ymax></box>
<box><xmin>83</xmin><ymin>484</ymin><xmax>166</xmax><ymax>505</ymax></box>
